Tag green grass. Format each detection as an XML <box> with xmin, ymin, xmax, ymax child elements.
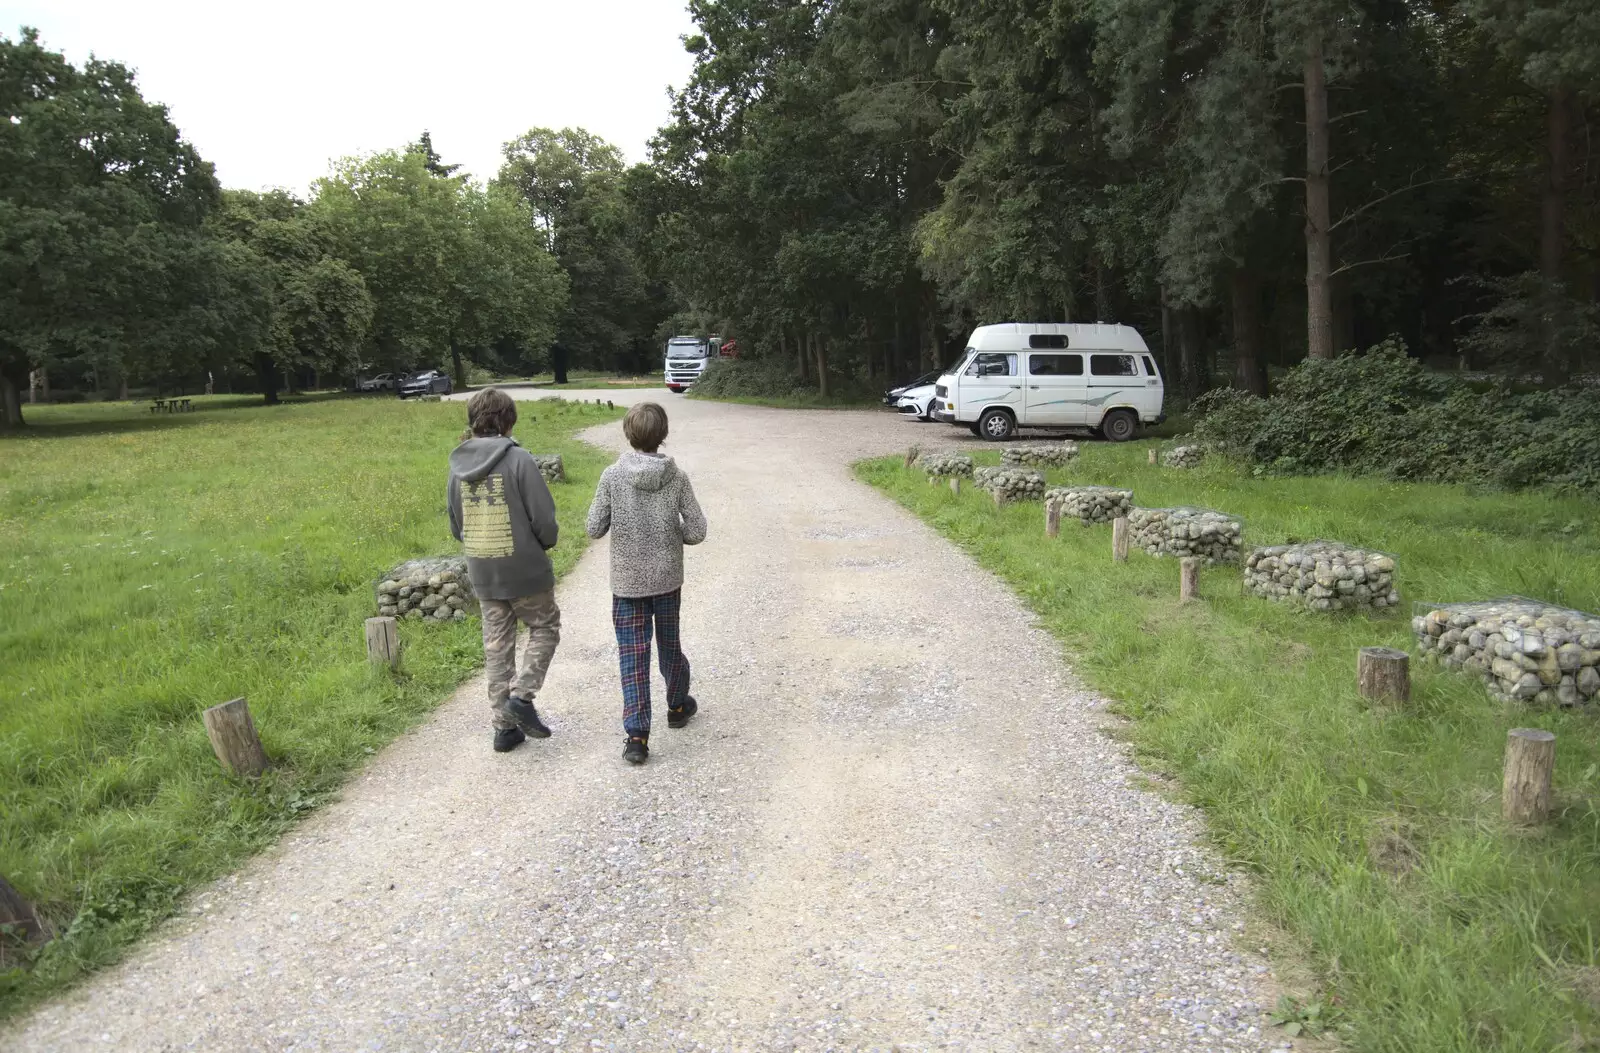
<box><xmin>0</xmin><ymin>394</ymin><xmax>619</xmax><ymax>1017</ymax></box>
<box><xmin>860</xmin><ymin>445</ymin><xmax>1600</xmax><ymax>1052</ymax></box>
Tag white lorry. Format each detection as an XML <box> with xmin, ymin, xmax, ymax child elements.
<box><xmin>931</xmin><ymin>323</ymin><xmax>1164</xmax><ymax>441</ymax></box>
<box><xmin>663</xmin><ymin>335</ymin><xmax>721</xmax><ymax>392</ymax></box>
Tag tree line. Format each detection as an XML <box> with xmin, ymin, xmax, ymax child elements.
<box><xmin>6</xmin><ymin>0</ymin><xmax>1599</xmax><ymax>426</ymax></box>
<box><xmin>0</xmin><ymin>29</ymin><xmax>668</xmax><ymax>427</ymax></box>
<box><xmin>648</xmin><ymin>0</ymin><xmax>1599</xmax><ymax>399</ymax></box>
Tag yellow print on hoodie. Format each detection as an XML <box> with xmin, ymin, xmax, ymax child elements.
<box><xmin>460</xmin><ymin>475</ymin><xmax>515</xmax><ymax>558</ymax></box>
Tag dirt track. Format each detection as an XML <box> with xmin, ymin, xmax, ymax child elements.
<box><xmin>5</xmin><ymin>393</ymin><xmax>1290</xmax><ymax>1052</ymax></box>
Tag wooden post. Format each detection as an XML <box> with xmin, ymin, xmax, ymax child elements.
<box><xmin>202</xmin><ymin>697</ymin><xmax>270</xmax><ymax>778</ymax></box>
<box><xmin>1045</xmin><ymin>499</ymin><xmax>1061</xmax><ymax>538</ymax></box>
<box><xmin>1502</xmin><ymin>728</ymin><xmax>1556</xmax><ymax>825</ymax></box>
<box><xmin>1112</xmin><ymin>516</ymin><xmax>1130</xmax><ymax>563</ymax></box>
<box><xmin>1148</xmin><ymin>449</ymin><xmax>1157</xmax><ymax>465</ymax></box>
<box><xmin>1180</xmin><ymin>558</ymin><xmax>1200</xmax><ymax>603</ymax></box>
<box><xmin>1357</xmin><ymin>646</ymin><xmax>1410</xmax><ymax>704</ymax></box>
<box><xmin>950</xmin><ymin>476</ymin><xmax>961</xmax><ymax>496</ymax></box>
<box><xmin>365</xmin><ymin>616</ymin><xmax>401</xmax><ymax>670</ymax></box>
<box><xmin>903</xmin><ymin>446</ymin><xmax>920</xmax><ymax>469</ymax></box>
<box><xmin>992</xmin><ymin>490</ymin><xmax>1003</xmax><ymax>509</ymax></box>
<box><xmin>0</xmin><ymin>875</ymin><xmax>44</xmax><ymax>943</ymax></box>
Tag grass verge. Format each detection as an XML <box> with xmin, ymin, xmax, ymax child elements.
<box><xmin>0</xmin><ymin>394</ymin><xmax>619</xmax><ymax>1018</ymax></box>
<box><xmin>859</xmin><ymin>443</ymin><xmax>1600</xmax><ymax>1052</ymax></box>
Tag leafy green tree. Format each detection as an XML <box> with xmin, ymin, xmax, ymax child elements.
<box><xmin>0</xmin><ymin>27</ymin><xmax>235</xmax><ymax>425</ymax></box>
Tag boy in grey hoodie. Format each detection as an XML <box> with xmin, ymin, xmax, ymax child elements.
<box><xmin>586</xmin><ymin>401</ymin><xmax>708</xmax><ymax>765</ymax></box>
<box><xmin>448</xmin><ymin>388</ymin><xmax>561</xmax><ymax>753</ymax></box>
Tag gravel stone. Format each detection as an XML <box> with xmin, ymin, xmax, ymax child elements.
<box><xmin>3</xmin><ymin>394</ymin><xmax>1284</xmax><ymax>1053</ymax></box>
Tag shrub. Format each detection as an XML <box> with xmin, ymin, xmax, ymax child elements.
<box><xmin>1192</xmin><ymin>340</ymin><xmax>1600</xmax><ymax>495</ymax></box>
<box><xmin>689</xmin><ymin>356</ymin><xmax>876</xmax><ymax>403</ymax></box>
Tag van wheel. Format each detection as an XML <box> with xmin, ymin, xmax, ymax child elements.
<box><xmin>1101</xmin><ymin>409</ymin><xmax>1137</xmax><ymax>443</ymax></box>
<box><xmin>968</xmin><ymin>422</ymin><xmax>982</xmax><ymax>436</ymax></box>
<box><xmin>978</xmin><ymin>408</ymin><xmax>1016</xmax><ymax>441</ymax></box>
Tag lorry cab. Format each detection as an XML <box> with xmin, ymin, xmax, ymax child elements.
<box><xmin>932</xmin><ymin>323</ymin><xmax>1163</xmax><ymax>442</ymax></box>
<box><xmin>664</xmin><ymin>336</ymin><xmax>712</xmax><ymax>392</ymax></box>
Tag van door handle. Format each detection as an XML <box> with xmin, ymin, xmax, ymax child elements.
<box><xmin>1028</xmin><ymin>384</ymin><xmax>1040</xmax><ymax>389</ymax></box>
<box><xmin>1009</xmin><ymin>384</ymin><xmax>1021</xmax><ymax>390</ymax></box>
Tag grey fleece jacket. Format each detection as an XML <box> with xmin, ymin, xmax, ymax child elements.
<box><xmin>447</xmin><ymin>437</ymin><xmax>559</xmax><ymax>600</ymax></box>
<box><xmin>585</xmin><ymin>451</ymin><xmax>707</xmax><ymax>599</ymax></box>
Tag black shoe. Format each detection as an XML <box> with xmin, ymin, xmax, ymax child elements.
<box><xmin>493</xmin><ymin>726</ymin><xmax>526</xmax><ymax>753</ymax></box>
<box><xmin>506</xmin><ymin>697</ymin><xmax>552</xmax><ymax>738</ymax></box>
<box><xmin>623</xmin><ymin>736</ymin><xmax>649</xmax><ymax>765</ymax></box>
<box><xmin>667</xmin><ymin>696</ymin><xmax>698</xmax><ymax>729</ymax></box>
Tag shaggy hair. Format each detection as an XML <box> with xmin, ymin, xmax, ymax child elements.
<box><xmin>623</xmin><ymin>402</ymin><xmax>669</xmax><ymax>452</ymax></box>
<box><xmin>465</xmin><ymin>387</ymin><xmax>518</xmax><ymax>438</ymax></box>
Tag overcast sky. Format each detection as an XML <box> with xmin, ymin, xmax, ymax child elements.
<box><xmin>3</xmin><ymin>0</ymin><xmax>699</xmax><ymax>192</ymax></box>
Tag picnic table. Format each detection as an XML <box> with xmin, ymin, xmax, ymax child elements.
<box><xmin>149</xmin><ymin>398</ymin><xmax>194</xmax><ymax>414</ymax></box>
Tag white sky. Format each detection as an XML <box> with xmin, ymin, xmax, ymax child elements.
<box><xmin>2</xmin><ymin>0</ymin><xmax>698</xmax><ymax>192</ymax></box>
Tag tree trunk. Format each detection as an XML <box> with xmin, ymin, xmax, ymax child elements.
<box><xmin>1092</xmin><ymin>257</ymin><xmax>1112</xmax><ymax>322</ymax></box>
<box><xmin>553</xmin><ymin>344</ymin><xmax>569</xmax><ymax>385</ymax></box>
<box><xmin>814</xmin><ymin>334</ymin><xmax>830</xmax><ymax>398</ymax></box>
<box><xmin>254</xmin><ymin>354</ymin><xmax>282</xmax><ymax>406</ymax></box>
<box><xmin>796</xmin><ymin>331</ymin><xmax>808</xmax><ymax>383</ymax></box>
<box><xmin>450</xmin><ymin>340</ymin><xmax>466</xmax><ymax>392</ymax></box>
<box><xmin>1230</xmin><ymin>270</ymin><xmax>1267</xmax><ymax>394</ymax></box>
<box><xmin>1304</xmin><ymin>33</ymin><xmax>1335</xmax><ymax>360</ymax></box>
<box><xmin>1541</xmin><ymin>87</ymin><xmax>1573</xmax><ymax>385</ymax></box>
<box><xmin>1178</xmin><ymin>304</ymin><xmax>1204</xmax><ymax>403</ymax></box>
<box><xmin>1</xmin><ymin>366</ymin><xmax>24</xmax><ymax>429</ymax></box>
<box><xmin>1159</xmin><ymin>286</ymin><xmax>1178</xmax><ymax>386</ymax></box>
<box><xmin>118</xmin><ymin>375</ymin><xmax>129</xmax><ymax>401</ymax></box>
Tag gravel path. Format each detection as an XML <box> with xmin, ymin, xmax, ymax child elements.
<box><xmin>6</xmin><ymin>393</ymin><xmax>1293</xmax><ymax>1053</ymax></box>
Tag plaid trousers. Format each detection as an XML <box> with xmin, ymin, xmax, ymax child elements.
<box><xmin>612</xmin><ymin>590</ymin><xmax>691</xmax><ymax>738</ymax></box>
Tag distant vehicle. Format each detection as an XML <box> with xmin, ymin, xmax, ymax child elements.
<box><xmin>882</xmin><ymin>368</ymin><xmax>941</xmax><ymax>407</ymax></box>
<box><xmin>893</xmin><ymin>383</ymin><xmax>940</xmax><ymax>421</ymax></box>
<box><xmin>931</xmin><ymin>323</ymin><xmax>1164</xmax><ymax>442</ymax></box>
<box><xmin>357</xmin><ymin>373</ymin><xmax>397</xmax><ymax>392</ymax></box>
<box><xmin>398</xmin><ymin>370</ymin><xmax>453</xmax><ymax>399</ymax></box>
<box><xmin>664</xmin><ymin>336</ymin><xmax>714</xmax><ymax>392</ymax></box>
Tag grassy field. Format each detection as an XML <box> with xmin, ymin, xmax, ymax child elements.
<box><xmin>861</xmin><ymin>446</ymin><xmax>1600</xmax><ymax>1052</ymax></box>
<box><xmin>0</xmin><ymin>394</ymin><xmax>619</xmax><ymax>1017</ymax></box>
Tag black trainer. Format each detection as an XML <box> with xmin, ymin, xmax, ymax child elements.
<box><xmin>506</xmin><ymin>697</ymin><xmax>552</xmax><ymax>738</ymax></box>
<box><xmin>667</xmin><ymin>696</ymin><xmax>698</xmax><ymax>729</ymax></box>
<box><xmin>493</xmin><ymin>726</ymin><xmax>526</xmax><ymax>753</ymax></box>
<box><xmin>623</xmin><ymin>736</ymin><xmax>649</xmax><ymax>765</ymax></box>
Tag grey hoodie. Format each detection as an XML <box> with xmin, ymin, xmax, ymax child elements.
<box><xmin>447</xmin><ymin>437</ymin><xmax>559</xmax><ymax>600</ymax></box>
<box><xmin>586</xmin><ymin>451</ymin><xmax>707</xmax><ymax>599</ymax></box>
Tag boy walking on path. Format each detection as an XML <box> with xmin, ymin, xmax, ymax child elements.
<box><xmin>448</xmin><ymin>388</ymin><xmax>561</xmax><ymax>753</ymax></box>
<box><xmin>586</xmin><ymin>402</ymin><xmax>708</xmax><ymax>765</ymax></box>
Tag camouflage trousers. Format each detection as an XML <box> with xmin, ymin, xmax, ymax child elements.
<box><xmin>480</xmin><ymin>591</ymin><xmax>562</xmax><ymax>729</ymax></box>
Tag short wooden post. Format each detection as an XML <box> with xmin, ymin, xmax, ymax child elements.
<box><xmin>1148</xmin><ymin>449</ymin><xmax>1157</xmax><ymax>465</ymax></box>
<box><xmin>903</xmin><ymin>446</ymin><xmax>920</xmax><ymax>469</ymax></box>
<box><xmin>202</xmin><ymin>697</ymin><xmax>270</xmax><ymax>778</ymax></box>
<box><xmin>1112</xmin><ymin>516</ymin><xmax>1130</xmax><ymax>563</ymax></box>
<box><xmin>1179</xmin><ymin>558</ymin><xmax>1200</xmax><ymax>603</ymax></box>
<box><xmin>1357</xmin><ymin>646</ymin><xmax>1410</xmax><ymax>704</ymax></box>
<box><xmin>0</xmin><ymin>875</ymin><xmax>44</xmax><ymax>943</ymax></box>
<box><xmin>1502</xmin><ymin>729</ymin><xmax>1556</xmax><ymax>825</ymax></box>
<box><xmin>950</xmin><ymin>476</ymin><xmax>961</xmax><ymax>496</ymax></box>
<box><xmin>1045</xmin><ymin>499</ymin><xmax>1061</xmax><ymax>538</ymax></box>
<box><xmin>365</xmin><ymin>616</ymin><xmax>401</xmax><ymax>670</ymax></box>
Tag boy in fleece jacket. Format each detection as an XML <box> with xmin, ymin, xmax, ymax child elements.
<box><xmin>586</xmin><ymin>401</ymin><xmax>708</xmax><ymax>765</ymax></box>
<box><xmin>448</xmin><ymin>388</ymin><xmax>560</xmax><ymax>754</ymax></box>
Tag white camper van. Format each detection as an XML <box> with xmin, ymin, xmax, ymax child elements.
<box><xmin>932</xmin><ymin>323</ymin><xmax>1164</xmax><ymax>441</ymax></box>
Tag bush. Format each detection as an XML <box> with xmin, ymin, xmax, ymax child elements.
<box><xmin>1192</xmin><ymin>340</ymin><xmax>1600</xmax><ymax>495</ymax></box>
<box><xmin>688</xmin><ymin>357</ymin><xmax>812</xmax><ymax>400</ymax></box>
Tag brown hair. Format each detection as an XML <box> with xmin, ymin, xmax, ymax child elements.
<box><xmin>622</xmin><ymin>401</ymin><xmax>669</xmax><ymax>452</ymax></box>
<box><xmin>465</xmin><ymin>387</ymin><xmax>518</xmax><ymax>439</ymax></box>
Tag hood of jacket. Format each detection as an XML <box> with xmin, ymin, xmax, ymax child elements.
<box><xmin>450</xmin><ymin>436</ymin><xmax>519</xmax><ymax>483</ymax></box>
<box><xmin>617</xmin><ymin>450</ymin><xmax>678</xmax><ymax>492</ymax></box>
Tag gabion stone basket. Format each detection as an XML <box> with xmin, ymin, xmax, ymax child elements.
<box><xmin>1413</xmin><ymin>597</ymin><xmax>1600</xmax><ymax>706</ymax></box>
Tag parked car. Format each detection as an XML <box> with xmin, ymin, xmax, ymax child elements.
<box><xmin>893</xmin><ymin>383</ymin><xmax>940</xmax><ymax>421</ymax></box>
<box><xmin>398</xmin><ymin>370</ymin><xmax>453</xmax><ymax>398</ymax></box>
<box><xmin>882</xmin><ymin>369</ymin><xmax>941</xmax><ymax>406</ymax></box>
<box><xmin>931</xmin><ymin>323</ymin><xmax>1164</xmax><ymax>442</ymax></box>
<box><xmin>356</xmin><ymin>373</ymin><xmax>397</xmax><ymax>392</ymax></box>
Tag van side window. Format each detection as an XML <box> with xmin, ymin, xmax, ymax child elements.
<box><xmin>1142</xmin><ymin>355</ymin><xmax>1159</xmax><ymax>377</ymax></box>
<box><xmin>1028</xmin><ymin>334</ymin><xmax>1069</xmax><ymax>349</ymax></box>
<box><xmin>1089</xmin><ymin>353</ymin><xmax>1138</xmax><ymax>377</ymax></box>
<box><xmin>965</xmin><ymin>353</ymin><xmax>1017</xmax><ymax>377</ymax></box>
<box><xmin>1028</xmin><ymin>353</ymin><xmax>1083</xmax><ymax>376</ymax></box>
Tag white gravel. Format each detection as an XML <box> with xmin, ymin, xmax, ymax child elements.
<box><xmin>4</xmin><ymin>392</ymin><xmax>1295</xmax><ymax>1052</ymax></box>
